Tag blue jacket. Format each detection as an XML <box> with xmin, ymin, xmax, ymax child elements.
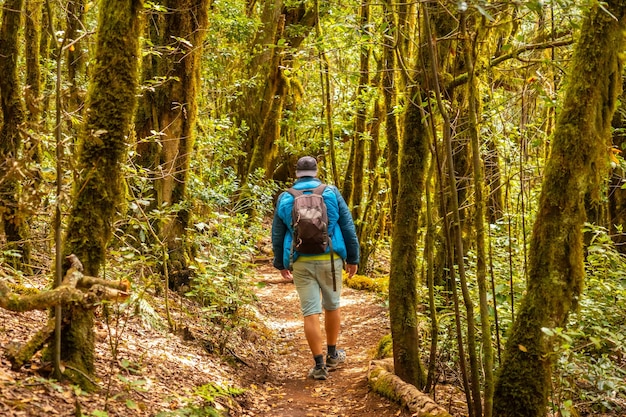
<box><xmin>272</xmin><ymin>177</ymin><xmax>360</xmax><ymax>270</ymax></box>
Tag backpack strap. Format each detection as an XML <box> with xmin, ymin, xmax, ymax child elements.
<box><xmin>287</xmin><ymin>184</ymin><xmax>326</xmax><ymax>196</ymax></box>
<box><xmin>286</xmin><ymin>187</ymin><xmax>303</xmax><ymax>198</ymax></box>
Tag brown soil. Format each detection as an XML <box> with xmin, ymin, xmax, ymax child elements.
<box><xmin>0</xmin><ymin>263</ymin><xmax>453</xmax><ymax>416</ymax></box>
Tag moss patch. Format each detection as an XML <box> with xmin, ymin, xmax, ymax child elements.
<box><xmin>343</xmin><ymin>273</ymin><xmax>388</xmax><ymax>294</ymax></box>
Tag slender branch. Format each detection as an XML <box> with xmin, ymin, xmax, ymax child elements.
<box><xmin>448</xmin><ymin>37</ymin><xmax>574</xmax><ymax>90</ymax></box>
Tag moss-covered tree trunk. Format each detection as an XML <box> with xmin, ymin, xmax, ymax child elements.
<box><xmin>62</xmin><ymin>0</ymin><xmax>143</xmax><ymax>388</ymax></box>
<box><xmin>134</xmin><ymin>0</ymin><xmax>209</xmax><ymax>284</ymax></box>
<box><xmin>357</xmin><ymin>96</ymin><xmax>383</xmax><ymax>271</ymax></box>
<box><xmin>0</xmin><ymin>0</ymin><xmax>32</xmax><ymax>272</ymax></box>
<box><xmin>345</xmin><ymin>0</ymin><xmax>370</xmax><ymax>222</ymax></box>
<box><xmin>238</xmin><ymin>0</ymin><xmax>317</xmax><ymax>179</ymax></box>
<box><xmin>382</xmin><ymin>0</ymin><xmax>399</xmax><ymax>223</ymax></box>
<box><xmin>388</xmin><ymin>79</ymin><xmax>428</xmax><ymax>389</ymax></box>
<box><xmin>246</xmin><ymin>14</ymin><xmax>287</xmax><ymax>179</ymax></box>
<box><xmin>493</xmin><ymin>3</ymin><xmax>626</xmax><ymax>416</ymax></box>
<box><xmin>25</xmin><ymin>0</ymin><xmax>42</xmax><ymax>126</ymax></box>
<box><xmin>462</xmin><ymin>13</ymin><xmax>494</xmax><ymax>417</ymax></box>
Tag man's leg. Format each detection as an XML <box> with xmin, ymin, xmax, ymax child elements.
<box><xmin>293</xmin><ymin>261</ymin><xmax>329</xmax><ymax>379</ymax></box>
<box><xmin>324</xmin><ymin>308</ymin><xmax>341</xmax><ymax>346</ymax></box>
<box><xmin>303</xmin><ymin>313</ymin><xmax>324</xmax><ymax>356</ymax></box>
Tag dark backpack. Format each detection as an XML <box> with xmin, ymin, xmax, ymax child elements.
<box><xmin>287</xmin><ymin>185</ymin><xmax>329</xmax><ymax>254</ymax></box>
<box><xmin>286</xmin><ymin>184</ymin><xmax>338</xmax><ymax>291</ymax></box>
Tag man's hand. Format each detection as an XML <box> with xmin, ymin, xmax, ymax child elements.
<box><xmin>345</xmin><ymin>264</ymin><xmax>358</xmax><ymax>278</ymax></box>
<box><xmin>280</xmin><ymin>269</ymin><xmax>293</xmax><ymax>282</ymax></box>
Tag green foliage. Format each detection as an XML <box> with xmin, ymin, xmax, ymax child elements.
<box><xmin>546</xmin><ymin>225</ymin><xmax>626</xmax><ymax>413</ymax></box>
<box><xmin>183</xmin><ymin>167</ymin><xmax>280</xmax><ymax>350</ymax></box>
<box><xmin>186</xmin><ymin>210</ymin><xmax>257</xmax><ymax>351</ymax></box>
<box><xmin>375</xmin><ymin>334</ymin><xmax>393</xmax><ymax>359</ymax></box>
<box><xmin>155</xmin><ymin>382</ymin><xmax>244</xmax><ymax>417</ymax></box>
<box><xmin>83</xmin><ymin>411</ymin><xmax>109</xmax><ymax>417</ymax></box>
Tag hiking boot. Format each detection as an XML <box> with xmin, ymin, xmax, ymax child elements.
<box><xmin>326</xmin><ymin>349</ymin><xmax>346</xmax><ymax>370</ymax></box>
<box><xmin>308</xmin><ymin>365</ymin><xmax>329</xmax><ymax>380</ymax></box>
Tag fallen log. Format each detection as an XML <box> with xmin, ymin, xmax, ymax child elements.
<box><xmin>367</xmin><ymin>358</ymin><xmax>452</xmax><ymax>417</ymax></box>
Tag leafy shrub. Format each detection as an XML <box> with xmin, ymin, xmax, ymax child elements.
<box><xmin>185</xmin><ymin>170</ymin><xmax>278</xmax><ymax>351</ymax></box>
<box><xmin>548</xmin><ymin>225</ymin><xmax>626</xmax><ymax>414</ymax></box>
<box><xmin>155</xmin><ymin>382</ymin><xmax>244</xmax><ymax>417</ymax></box>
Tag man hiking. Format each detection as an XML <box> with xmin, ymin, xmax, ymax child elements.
<box><xmin>271</xmin><ymin>155</ymin><xmax>360</xmax><ymax>380</ymax></box>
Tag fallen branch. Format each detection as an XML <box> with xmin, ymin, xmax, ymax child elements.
<box><xmin>367</xmin><ymin>358</ymin><xmax>452</xmax><ymax>417</ymax></box>
<box><xmin>256</xmin><ymin>278</ymin><xmax>293</xmax><ymax>285</ymax></box>
<box><xmin>1</xmin><ymin>257</ymin><xmax>130</xmax><ymax>370</ymax></box>
<box><xmin>78</xmin><ymin>276</ymin><xmax>130</xmax><ymax>291</ymax></box>
<box><xmin>0</xmin><ymin>270</ymin><xmax>129</xmax><ymax>313</ymax></box>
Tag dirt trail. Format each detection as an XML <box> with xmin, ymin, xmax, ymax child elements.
<box><xmin>248</xmin><ymin>264</ymin><xmax>412</xmax><ymax>417</ymax></box>
<box><xmin>0</xmin><ymin>263</ymin><xmax>421</xmax><ymax>417</ymax></box>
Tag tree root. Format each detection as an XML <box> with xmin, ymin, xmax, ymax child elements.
<box><xmin>5</xmin><ymin>318</ymin><xmax>56</xmax><ymax>371</ymax></box>
<box><xmin>367</xmin><ymin>358</ymin><xmax>452</xmax><ymax>417</ymax></box>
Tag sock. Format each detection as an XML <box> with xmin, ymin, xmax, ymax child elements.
<box><xmin>314</xmin><ymin>354</ymin><xmax>324</xmax><ymax>369</ymax></box>
<box><xmin>327</xmin><ymin>345</ymin><xmax>337</xmax><ymax>358</ymax></box>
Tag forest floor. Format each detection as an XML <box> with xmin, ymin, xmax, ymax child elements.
<box><xmin>0</xmin><ymin>261</ymin><xmax>465</xmax><ymax>417</ymax></box>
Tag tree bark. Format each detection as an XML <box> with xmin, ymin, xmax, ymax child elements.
<box><xmin>493</xmin><ymin>3</ymin><xmax>626</xmax><ymax>416</ymax></box>
<box><xmin>133</xmin><ymin>0</ymin><xmax>209</xmax><ymax>287</ymax></box>
<box><xmin>62</xmin><ymin>0</ymin><xmax>143</xmax><ymax>389</ymax></box>
<box><xmin>388</xmin><ymin>79</ymin><xmax>428</xmax><ymax>389</ymax></box>
<box><xmin>0</xmin><ymin>0</ymin><xmax>32</xmax><ymax>272</ymax></box>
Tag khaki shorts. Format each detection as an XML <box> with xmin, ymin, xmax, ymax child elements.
<box><xmin>292</xmin><ymin>257</ymin><xmax>344</xmax><ymax>316</ymax></box>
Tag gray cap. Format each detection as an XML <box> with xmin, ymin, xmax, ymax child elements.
<box><xmin>295</xmin><ymin>156</ymin><xmax>318</xmax><ymax>178</ymax></box>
